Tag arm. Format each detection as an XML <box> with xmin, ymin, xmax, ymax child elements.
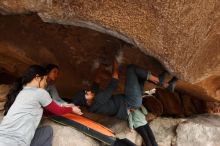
<box><xmin>92</xmin><ymin>60</ymin><xmax>119</xmax><ymax>104</ymax></box>
<box><xmin>44</xmin><ymin>101</ymin><xmax>72</xmax><ymax>116</ymax></box>
<box><xmin>47</xmin><ymin>85</ymin><xmax>67</xmax><ymax>105</ymax></box>
<box><xmin>93</xmin><ymin>78</ymin><xmax>119</xmax><ymax>104</ymax></box>
<box><xmin>91</xmin><ymin>82</ymin><xmax>100</xmax><ymax>94</ymax></box>
<box><xmin>38</xmin><ymin>89</ymin><xmax>82</xmax><ymax>115</ymax></box>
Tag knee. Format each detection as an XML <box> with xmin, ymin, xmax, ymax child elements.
<box><xmin>46</xmin><ymin>126</ymin><xmax>53</xmax><ymax>137</ymax></box>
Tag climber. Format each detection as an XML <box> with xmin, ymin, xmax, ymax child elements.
<box><xmin>45</xmin><ymin>64</ymin><xmax>82</xmax><ymax>115</ymax></box>
<box><xmin>69</xmin><ymin>60</ymin><xmax>163</xmax><ymax>145</ymax></box>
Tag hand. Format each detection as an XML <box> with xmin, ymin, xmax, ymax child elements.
<box><xmin>125</xmin><ymin>127</ymin><xmax>134</xmax><ymax>134</ymax></box>
<box><xmin>130</xmin><ymin>128</ymin><xmax>134</xmax><ymax>133</ymax></box>
<box><xmin>146</xmin><ymin>113</ymin><xmax>157</xmax><ymax>122</ymax></box>
<box><xmin>72</xmin><ymin>106</ymin><xmax>83</xmax><ymax>115</ymax></box>
<box><xmin>112</xmin><ymin>60</ymin><xmax>119</xmax><ymax>79</ymax></box>
<box><xmin>60</xmin><ymin>103</ymin><xmax>75</xmax><ymax>107</ymax></box>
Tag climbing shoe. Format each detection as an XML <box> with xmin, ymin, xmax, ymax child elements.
<box><xmin>158</xmin><ymin>71</ymin><xmax>167</xmax><ymax>87</ymax></box>
<box><xmin>166</xmin><ymin>77</ymin><xmax>178</xmax><ymax>92</ymax></box>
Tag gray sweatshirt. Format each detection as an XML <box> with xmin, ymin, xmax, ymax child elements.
<box><xmin>46</xmin><ymin>84</ymin><xmax>67</xmax><ymax>105</ymax></box>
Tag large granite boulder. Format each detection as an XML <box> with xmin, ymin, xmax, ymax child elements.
<box><xmin>0</xmin><ymin>84</ymin><xmax>10</xmax><ymax>111</ymax></box>
<box><xmin>150</xmin><ymin>117</ymin><xmax>186</xmax><ymax>146</ymax></box>
<box><xmin>0</xmin><ymin>1</ymin><xmax>220</xmax><ymax>144</ymax></box>
<box><xmin>150</xmin><ymin>114</ymin><xmax>220</xmax><ymax>146</ymax></box>
<box><xmin>1</xmin><ymin>14</ymin><xmax>215</xmax><ymax>116</ymax></box>
<box><xmin>176</xmin><ymin>114</ymin><xmax>220</xmax><ymax>146</ymax></box>
<box><xmin>0</xmin><ymin>0</ymin><xmax>220</xmax><ymax>97</ymax></box>
<box><xmin>0</xmin><ymin>1</ymin><xmax>219</xmax><ymax>102</ymax></box>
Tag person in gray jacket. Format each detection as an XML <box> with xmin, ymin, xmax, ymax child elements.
<box><xmin>45</xmin><ymin>64</ymin><xmax>67</xmax><ymax>105</ymax></box>
<box><xmin>45</xmin><ymin>64</ymin><xmax>82</xmax><ymax>113</ymax></box>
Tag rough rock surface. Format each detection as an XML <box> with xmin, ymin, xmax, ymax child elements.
<box><xmin>0</xmin><ymin>84</ymin><xmax>10</xmax><ymax>111</ymax></box>
<box><xmin>150</xmin><ymin>117</ymin><xmax>186</xmax><ymax>146</ymax></box>
<box><xmin>0</xmin><ymin>14</ymin><xmax>164</xmax><ymax>97</ymax></box>
<box><xmin>0</xmin><ymin>14</ymin><xmax>218</xmax><ymax>108</ymax></box>
<box><xmin>176</xmin><ymin>114</ymin><xmax>220</xmax><ymax>146</ymax></box>
<box><xmin>0</xmin><ymin>0</ymin><xmax>220</xmax><ymax>83</ymax></box>
<box><xmin>0</xmin><ymin>1</ymin><xmax>220</xmax><ymax>102</ymax></box>
<box><xmin>149</xmin><ymin>114</ymin><xmax>220</xmax><ymax>146</ymax></box>
<box><xmin>78</xmin><ymin>112</ymin><xmax>143</xmax><ymax>145</ymax></box>
<box><xmin>0</xmin><ymin>3</ymin><xmax>220</xmax><ymax>145</ymax></box>
<box><xmin>147</xmin><ymin>88</ymin><xmax>207</xmax><ymax>116</ymax></box>
<box><xmin>41</xmin><ymin>116</ymin><xmax>142</xmax><ymax>146</ymax></box>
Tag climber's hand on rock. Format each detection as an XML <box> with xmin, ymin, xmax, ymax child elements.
<box><xmin>112</xmin><ymin>60</ymin><xmax>119</xmax><ymax>79</ymax></box>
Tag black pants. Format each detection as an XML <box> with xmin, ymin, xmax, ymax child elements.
<box><xmin>113</xmin><ymin>138</ymin><xmax>136</xmax><ymax>146</ymax></box>
<box><xmin>135</xmin><ymin>124</ymin><xmax>158</xmax><ymax>146</ymax></box>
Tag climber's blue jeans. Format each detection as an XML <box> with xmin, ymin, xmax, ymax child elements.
<box><xmin>125</xmin><ymin>64</ymin><xmax>151</xmax><ymax>109</ymax></box>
